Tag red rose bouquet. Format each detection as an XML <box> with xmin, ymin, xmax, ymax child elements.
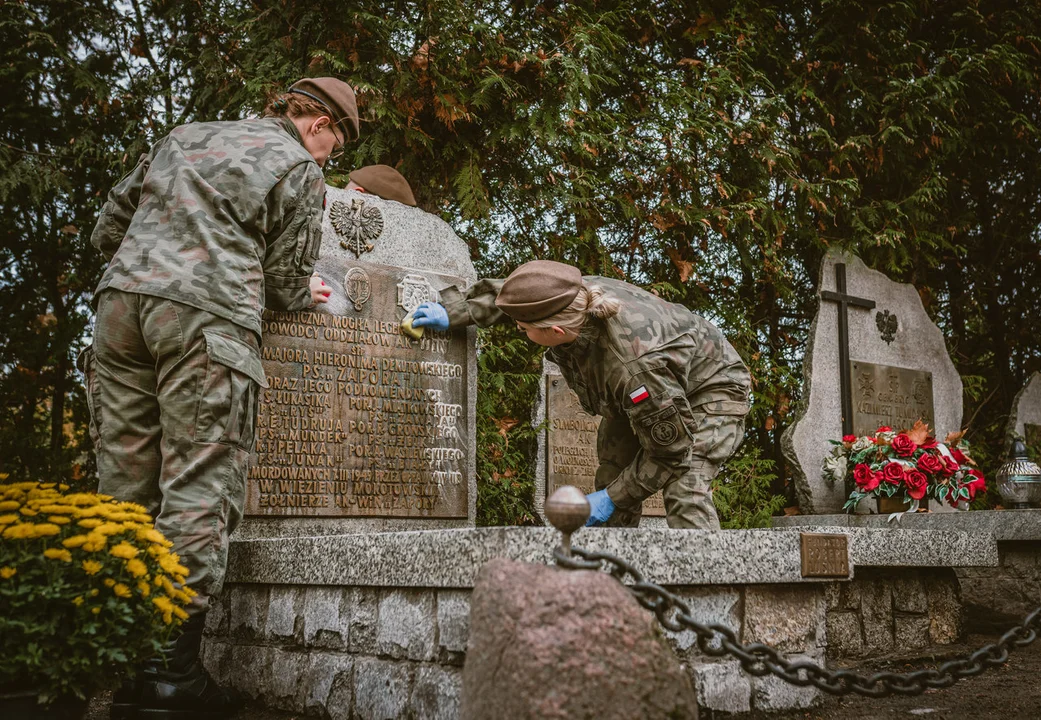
<box><xmin>821</xmin><ymin>421</ymin><xmax>986</xmax><ymax>514</ymax></box>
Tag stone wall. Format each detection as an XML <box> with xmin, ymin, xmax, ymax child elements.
<box><xmin>956</xmin><ymin>541</ymin><xmax>1041</xmax><ymax>632</ymax></box>
<box><xmin>203</xmin><ymin>584</ymin><xmax>469</xmax><ymax>720</ymax></box>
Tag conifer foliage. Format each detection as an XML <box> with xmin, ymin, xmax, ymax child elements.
<box><xmin>2</xmin><ymin>1</ymin><xmax>1039</xmax><ymax>523</ymax></box>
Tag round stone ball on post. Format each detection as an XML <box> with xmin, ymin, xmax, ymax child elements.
<box><xmin>545</xmin><ymin>485</ymin><xmax>590</xmax><ymax>557</ymax></box>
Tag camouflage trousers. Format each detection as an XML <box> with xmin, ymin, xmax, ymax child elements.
<box><xmin>81</xmin><ymin>290</ymin><xmax>265</xmax><ymax>615</ymax></box>
<box><xmin>595</xmin><ymin>410</ymin><xmax>746</xmax><ymax>530</ymax></box>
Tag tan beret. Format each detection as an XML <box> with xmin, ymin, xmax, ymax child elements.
<box><xmin>495</xmin><ymin>260</ymin><xmax>583</xmax><ymax>322</ymax></box>
<box><xmin>289</xmin><ymin>77</ymin><xmax>360</xmax><ymax>142</ymax></box>
<box><xmin>349</xmin><ymin>165</ymin><xmax>417</xmax><ymax>206</ymax></box>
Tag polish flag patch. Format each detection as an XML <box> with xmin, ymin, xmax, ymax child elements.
<box><xmin>629</xmin><ymin>386</ymin><xmax>650</xmax><ymax>404</ymax></box>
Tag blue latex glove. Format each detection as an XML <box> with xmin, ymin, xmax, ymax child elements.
<box><xmin>411</xmin><ymin>302</ymin><xmax>449</xmax><ymax>331</ymax></box>
<box><xmin>585</xmin><ymin>489</ymin><xmax>616</xmax><ymax>527</ymax></box>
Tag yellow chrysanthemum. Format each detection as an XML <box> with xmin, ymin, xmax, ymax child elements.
<box><xmin>18</xmin><ymin>507</ymin><xmax>38</xmax><ymax>516</ymax></box>
<box><xmin>0</xmin><ymin>514</ymin><xmax>18</xmax><ymax>526</ymax></box>
<box><xmin>136</xmin><ymin>527</ymin><xmax>169</xmax><ymax>545</ymax></box>
<box><xmin>38</xmin><ymin>504</ymin><xmax>76</xmax><ymax>515</ymax></box>
<box><xmin>82</xmin><ymin>560</ymin><xmax>103</xmax><ymax>576</ymax></box>
<box><xmin>172</xmin><ymin>606</ymin><xmax>189</xmax><ymax>620</ymax></box>
<box><xmin>89</xmin><ymin>588</ymin><xmax>99</xmax><ymax>597</ymax></box>
<box><xmin>113</xmin><ymin>583</ymin><xmax>132</xmax><ymax>598</ymax></box>
<box><xmin>125</xmin><ymin>558</ymin><xmax>148</xmax><ymax>578</ymax></box>
<box><xmin>110</xmin><ymin>542</ymin><xmax>139</xmax><ymax>560</ymax></box>
<box><xmin>32</xmin><ymin>523</ymin><xmax>61</xmax><ymax>537</ymax></box>
<box><xmin>43</xmin><ymin>548</ymin><xmax>72</xmax><ymax>563</ymax></box>
<box><xmin>47</xmin><ymin>516</ymin><xmax>71</xmax><ymax>525</ymax></box>
<box><xmin>64</xmin><ymin>493</ymin><xmax>100</xmax><ymax>507</ymax></box>
<box><xmin>72</xmin><ymin>596</ymin><xmax>85</xmax><ymax>606</ymax></box>
<box><xmin>59</xmin><ymin>484</ymin><xmax>69</xmax><ymax>491</ymax></box>
<box><xmin>3</xmin><ymin>523</ymin><xmax>34</xmax><ymax>540</ymax></box>
<box><xmin>103</xmin><ymin>578</ymin><xmax>115</xmax><ymax>587</ymax></box>
<box><xmin>137</xmin><ymin>580</ymin><xmax>151</xmax><ymax>597</ymax></box>
<box><xmin>62</xmin><ymin>535</ymin><xmax>89</xmax><ymax>549</ymax></box>
<box><xmin>158</xmin><ymin>554</ymin><xmax>189</xmax><ymax>577</ymax></box>
<box><xmin>78</xmin><ymin>518</ymin><xmax>102</xmax><ymax>529</ymax></box>
<box><xmin>95</xmin><ymin>522</ymin><xmax>126</xmax><ymax>537</ymax></box>
<box><xmin>152</xmin><ymin>596</ymin><xmax>175</xmax><ymax>624</ymax></box>
<box><xmin>0</xmin><ymin>566</ymin><xmax>16</xmax><ymax>579</ymax></box>
<box><xmin>91</xmin><ymin>607</ymin><xmax>100</xmax><ymax>615</ymax></box>
<box><xmin>0</xmin><ymin>500</ymin><xmax>19</xmax><ymax>511</ymax></box>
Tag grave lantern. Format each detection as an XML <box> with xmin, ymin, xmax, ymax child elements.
<box><xmin>996</xmin><ymin>438</ymin><xmax>1041</xmax><ymax>509</ymax></box>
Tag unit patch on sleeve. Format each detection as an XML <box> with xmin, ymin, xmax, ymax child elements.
<box><xmin>650</xmin><ymin>419</ymin><xmax>680</xmax><ymax>445</ymax></box>
<box><xmin>629</xmin><ymin>385</ymin><xmax>649</xmax><ymax>404</ymax></box>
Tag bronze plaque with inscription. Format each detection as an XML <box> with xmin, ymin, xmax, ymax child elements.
<box><xmin>850</xmin><ymin>360</ymin><xmax>934</xmax><ymax>436</ymax></box>
<box><xmin>246</xmin><ymin>262</ymin><xmax>468</xmax><ymax>518</ymax></box>
<box><xmin>545</xmin><ymin>375</ymin><xmax>666</xmax><ymax>517</ymax></box>
<box><xmin>799</xmin><ymin>533</ymin><xmax>850</xmax><ymax>578</ymax></box>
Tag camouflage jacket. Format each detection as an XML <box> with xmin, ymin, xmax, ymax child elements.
<box><xmin>91</xmin><ymin>117</ymin><xmax>325</xmax><ymax>336</ymax></box>
<box><xmin>442</xmin><ymin>276</ymin><xmax>751</xmax><ymax>508</ymax></box>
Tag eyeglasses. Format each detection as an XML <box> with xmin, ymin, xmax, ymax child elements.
<box><xmin>328</xmin><ymin>125</ymin><xmax>345</xmax><ymax>161</ymax></box>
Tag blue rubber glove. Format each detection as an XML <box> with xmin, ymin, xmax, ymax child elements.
<box><xmin>585</xmin><ymin>489</ymin><xmax>616</xmax><ymax>527</ymax></box>
<box><xmin>411</xmin><ymin>302</ymin><xmax>449</xmax><ymax>331</ymax></box>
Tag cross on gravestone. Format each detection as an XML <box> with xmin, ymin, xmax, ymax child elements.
<box><xmin>819</xmin><ymin>263</ymin><xmax>876</xmax><ymax>439</ymax></box>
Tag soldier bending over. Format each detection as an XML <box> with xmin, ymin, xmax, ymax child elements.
<box><xmin>412</xmin><ymin>260</ymin><xmax>751</xmax><ymax>529</ymax></box>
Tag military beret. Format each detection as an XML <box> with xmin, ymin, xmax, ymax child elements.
<box><xmin>349</xmin><ymin>165</ymin><xmax>417</xmax><ymax>207</ymax></box>
<box><xmin>289</xmin><ymin>77</ymin><xmax>360</xmax><ymax>142</ymax></box>
<box><xmin>495</xmin><ymin>260</ymin><xmax>583</xmax><ymax>322</ymax></box>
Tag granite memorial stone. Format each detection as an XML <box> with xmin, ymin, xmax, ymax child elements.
<box><xmin>782</xmin><ymin>251</ymin><xmax>962</xmax><ymax>514</ymax></box>
<box><xmin>1008</xmin><ymin>372</ymin><xmax>1041</xmax><ymax>456</ymax></box>
<box><xmin>237</xmin><ymin>187</ymin><xmax>478</xmax><ymax>538</ymax></box>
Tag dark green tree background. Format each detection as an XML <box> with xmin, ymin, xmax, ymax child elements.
<box><xmin>2</xmin><ymin>0</ymin><xmax>1038</xmax><ymax>525</ymax></box>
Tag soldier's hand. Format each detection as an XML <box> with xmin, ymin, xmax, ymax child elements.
<box><xmin>585</xmin><ymin>489</ymin><xmax>616</xmax><ymax>527</ymax></box>
<box><xmin>310</xmin><ymin>274</ymin><xmax>332</xmax><ymax>305</ymax></box>
<box><xmin>411</xmin><ymin>302</ymin><xmax>449</xmax><ymax>331</ymax></box>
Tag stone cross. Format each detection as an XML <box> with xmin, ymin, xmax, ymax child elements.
<box><xmin>819</xmin><ymin>263</ymin><xmax>875</xmax><ymax>440</ymax></box>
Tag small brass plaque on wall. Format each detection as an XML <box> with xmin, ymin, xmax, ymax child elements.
<box><xmin>800</xmin><ymin>533</ymin><xmax>850</xmax><ymax>578</ymax></box>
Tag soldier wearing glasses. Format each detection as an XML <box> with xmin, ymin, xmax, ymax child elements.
<box><xmin>84</xmin><ymin>77</ymin><xmax>357</xmax><ymax>718</ymax></box>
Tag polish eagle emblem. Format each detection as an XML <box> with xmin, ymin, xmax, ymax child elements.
<box><xmin>875</xmin><ymin>310</ymin><xmax>898</xmax><ymax>344</ymax></box>
<box><xmin>330</xmin><ymin>198</ymin><xmax>384</xmax><ymax>258</ymax></box>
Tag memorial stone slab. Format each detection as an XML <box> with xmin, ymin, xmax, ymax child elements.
<box><xmin>535</xmin><ymin>361</ymin><xmax>666</xmax><ymax>526</ymax></box>
<box><xmin>236</xmin><ymin>187</ymin><xmax>477</xmax><ymax>539</ymax></box>
<box><xmin>1007</xmin><ymin>372</ymin><xmax>1041</xmax><ymax>456</ymax></box>
<box><xmin>782</xmin><ymin>251</ymin><xmax>963</xmax><ymax>514</ymax></box>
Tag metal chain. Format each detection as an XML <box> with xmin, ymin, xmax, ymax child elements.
<box><xmin>554</xmin><ymin>544</ymin><xmax>1041</xmax><ymax>697</ymax></box>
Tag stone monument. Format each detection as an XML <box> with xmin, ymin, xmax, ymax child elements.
<box><xmin>534</xmin><ymin>361</ymin><xmax>666</xmax><ymax>525</ymax></box>
<box><xmin>236</xmin><ymin>187</ymin><xmax>478</xmax><ymax>538</ymax></box>
<box><xmin>782</xmin><ymin>251</ymin><xmax>963</xmax><ymax>514</ymax></box>
<box><xmin>1007</xmin><ymin>372</ymin><xmax>1041</xmax><ymax>455</ymax></box>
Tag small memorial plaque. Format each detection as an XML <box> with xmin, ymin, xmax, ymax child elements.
<box><xmin>799</xmin><ymin>533</ymin><xmax>849</xmax><ymax>578</ymax></box>
<box><xmin>546</xmin><ymin>375</ymin><xmax>665</xmax><ymax>517</ymax></box>
<box><xmin>850</xmin><ymin>360</ymin><xmax>935</xmax><ymax>437</ymax></box>
<box><xmin>246</xmin><ymin>261</ymin><xmax>468</xmax><ymax>518</ymax></box>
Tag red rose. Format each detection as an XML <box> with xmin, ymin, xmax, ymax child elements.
<box><xmin>853</xmin><ymin>463</ymin><xmax>880</xmax><ymax>492</ymax></box>
<box><xmin>916</xmin><ymin>453</ymin><xmax>944</xmax><ymax>475</ymax></box>
<box><xmin>842</xmin><ymin>434</ymin><xmax>856</xmax><ymax>443</ymax></box>
<box><xmin>967</xmin><ymin>469</ymin><xmax>986</xmax><ymax>499</ymax></box>
<box><xmin>905</xmin><ymin>470</ymin><xmax>928</xmax><ymax>500</ymax></box>
<box><xmin>877</xmin><ymin>426</ymin><xmax>893</xmax><ymax>433</ymax></box>
<box><xmin>891</xmin><ymin>433</ymin><xmax>917</xmax><ymax>457</ymax></box>
<box><xmin>950</xmin><ymin>447</ymin><xmax>969</xmax><ymax>465</ymax></box>
<box><xmin>920</xmin><ymin>436</ymin><xmax>938</xmax><ymax>450</ymax></box>
<box><xmin>942</xmin><ymin>456</ymin><xmax>959</xmax><ymax>476</ymax></box>
<box><xmin>882</xmin><ymin>462</ymin><xmax>906</xmax><ymax>485</ymax></box>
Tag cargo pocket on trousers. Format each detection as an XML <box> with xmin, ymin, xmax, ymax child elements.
<box><xmin>196</xmin><ymin>330</ymin><xmax>267</xmax><ymax>450</ymax></box>
<box><xmin>77</xmin><ymin>346</ymin><xmax>102</xmax><ymax>448</ymax></box>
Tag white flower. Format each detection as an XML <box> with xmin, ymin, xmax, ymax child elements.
<box><xmin>852</xmin><ymin>437</ymin><xmax>875</xmax><ymax>452</ymax></box>
<box><xmin>822</xmin><ymin>454</ymin><xmax>847</xmax><ymax>485</ymax></box>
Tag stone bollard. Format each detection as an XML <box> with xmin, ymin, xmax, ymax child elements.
<box><xmin>460</xmin><ymin>557</ymin><xmax>698</xmax><ymax>719</ymax></box>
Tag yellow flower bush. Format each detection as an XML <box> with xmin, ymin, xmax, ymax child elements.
<box><xmin>0</xmin><ymin>481</ymin><xmax>195</xmax><ymax>703</ymax></box>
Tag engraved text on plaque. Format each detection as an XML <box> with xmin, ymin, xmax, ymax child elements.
<box><xmin>850</xmin><ymin>360</ymin><xmax>935</xmax><ymax>437</ymax></box>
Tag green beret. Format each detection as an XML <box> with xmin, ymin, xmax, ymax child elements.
<box><xmin>495</xmin><ymin>260</ymin><xmax>583</xmax><ymax>322</ymax></box>
<box><xmin>349</xmin><ymin>165</ymin><xmax>417</xmax><ymax>206</ymax></box>
<box><xmin>289</xmin><ymin>77</ymin><xmax>360</xmax><ymax>142</ymax></box>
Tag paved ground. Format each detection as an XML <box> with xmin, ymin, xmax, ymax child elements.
<box><xmin>86</xmin><ymin>633</ymin><xmax>1041</xmax><ymax>719</ymax></box>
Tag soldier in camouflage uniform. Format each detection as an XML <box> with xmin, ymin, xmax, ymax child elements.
<box><xmin>84</xmin><ymin>78</ymin><xmax>358</xmax><ymax>719</ymax></box>
<box><xmin>412</xmin><ymin>260</ymin><xmax>750</xmax><ymax>530</ymax></box>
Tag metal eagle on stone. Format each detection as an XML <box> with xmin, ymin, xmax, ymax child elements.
<box><xmin>330</xmin><ymin>197</ymin><xmax>384</xmax><ymax>258</ymax></box>
<box><xmin>875</xmin><ymin>310</ymin><xmax>898</xmax><ymax>344</ymax></box>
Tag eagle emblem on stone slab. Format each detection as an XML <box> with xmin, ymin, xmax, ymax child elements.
<box><xmin>330</xmin><ymin>198</ymin><xmax>384</xmax><ymax>258</ymax></box>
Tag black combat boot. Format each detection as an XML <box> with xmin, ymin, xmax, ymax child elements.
<box><xmin>111</xmin><ymin>614</ymin><xmax>243</xmax><ymax>720</ymax></box>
